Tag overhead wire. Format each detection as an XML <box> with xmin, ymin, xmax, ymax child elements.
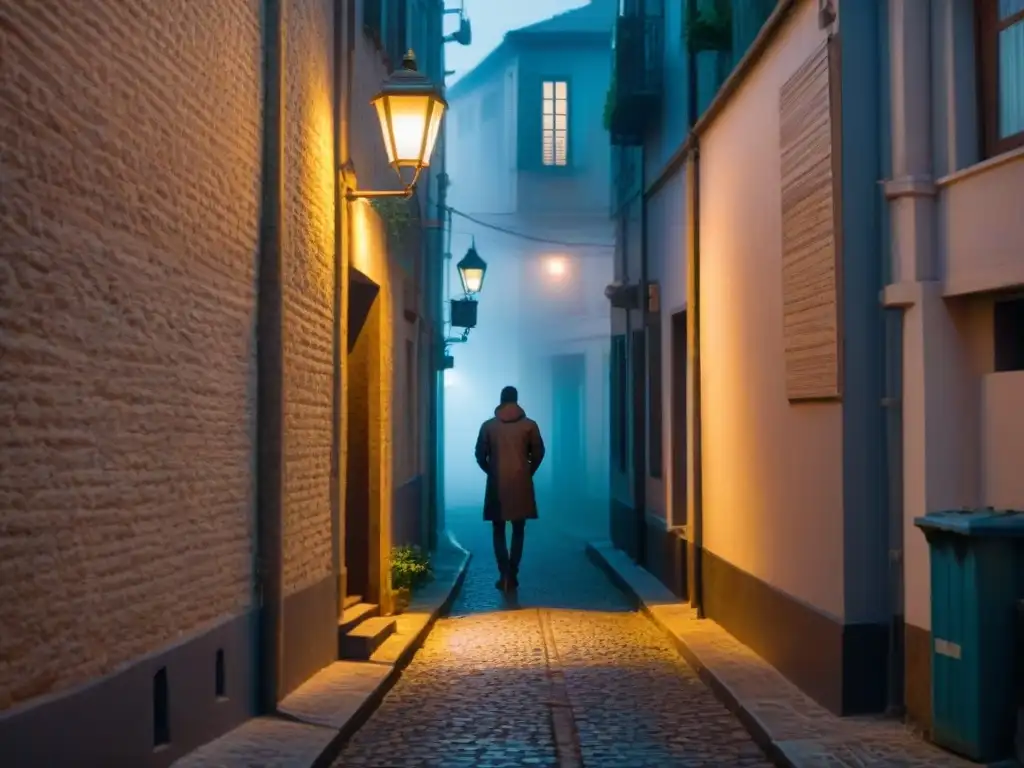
<box><xmin>433</xmin><ymin>202</ymin><xmax>616</xmax><ymax>249</ymax></box>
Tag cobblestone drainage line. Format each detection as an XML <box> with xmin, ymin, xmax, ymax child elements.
<box><xmin>537</xmin><ymin>609</ymin><xmax>584</xmax><ymax>768</ymax></box>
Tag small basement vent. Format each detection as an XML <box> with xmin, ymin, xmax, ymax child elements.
<box><xmin>779</xmin><ymin>40</ymin><xmax>841</xmax><ymax>402</ymax></box>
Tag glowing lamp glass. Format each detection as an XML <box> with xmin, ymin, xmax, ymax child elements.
<box><xmin>371</xmin><ymin>52</ymin><xmax>447</xmax><ymax>170</ymax></box>
<box><xmin>457</xmin><ymin>243</ymin><xmax>488</xmax><ymax>296</ymax></box>
<box><xmin>460</xmin><ymin>267</ymin><xmax>485</xmax><ymax>294</ymax></box>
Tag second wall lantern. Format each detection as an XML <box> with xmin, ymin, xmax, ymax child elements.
<box><xmin>456</xmin><ymin>239</ymin><xmax>487</xmax><ymax>296</ymax></box>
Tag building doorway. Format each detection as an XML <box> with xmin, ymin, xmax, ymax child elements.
<box><xmin>670</xmin><ymin>310</ymin><xmax>687</xmax><ymax>527</ymax></box>
<box><xmin>551</xmin><ymin>353</ymin><xmax>586</xmax><ymax>526</ymax></box>
<box><xmin>344</xmin><ymin>268</ymin><xmax>381</xmax><ymax>606</ymax></box>
<box><xmin>631</xmin><ymin>328</ymin><xmax>647</xmax><ymax>566</ymax></box>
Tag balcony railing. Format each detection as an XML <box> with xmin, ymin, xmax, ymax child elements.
<box><xmin>607</xmin><ymin>10</ymin><xmax>664</xmax><ymax>147</ymax></box>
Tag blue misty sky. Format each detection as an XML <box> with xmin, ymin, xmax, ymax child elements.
<box><xmin>442</xmin><ymin>0</ymin><xmax>589</xmax><ymax>83</ymax></box>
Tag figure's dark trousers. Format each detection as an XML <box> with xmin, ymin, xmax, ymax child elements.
<box><xmin>492</xmin><ymin>520</ymin><xmax>526</xmax><ymax>579</ymax></box>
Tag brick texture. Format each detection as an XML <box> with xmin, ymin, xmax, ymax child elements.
<box><xmin>0</xmin><ymin>0</ymin><xmax>262</xmax><ymax>711</ymax></box>
<box><xmin>281</xmin><ymin>0</ymin><xmax>338</xmax><ymax>596</ymax></box>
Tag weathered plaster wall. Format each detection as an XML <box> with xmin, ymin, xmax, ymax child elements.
<box><xmin>698</xmin><ymin>0</ymin><xmax>845</xmax><ymax>619</ymax></box>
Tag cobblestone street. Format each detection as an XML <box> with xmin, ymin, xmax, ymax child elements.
<box><xmin>333</xmin><ymin>511</ymin><xmax>772</xmax><ymax>767</ymax></box>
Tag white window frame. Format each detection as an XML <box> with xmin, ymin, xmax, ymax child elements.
<box><xmin>542</xmin><ymin>80</ymin><xmax>569</xmax><ymax>166</ymax></box>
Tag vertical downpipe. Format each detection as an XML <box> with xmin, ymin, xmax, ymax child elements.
<box><xmin>432</xmin><ymin>3</ymin><xmax>447</xmax><ymax>546</ymax></box>
<box><xmin>622</xmin><ymin>188</ymin><xmax>631</xmax><ymax>557</ymax></box>
<box><xmin>339</xmin><ymin>0</ymin><xmax>358</xmax><ymax>602</ymax></box>
<box><xmin>433</xmin><ymin>167</ymin><xmax>450</xmax><ymax>548</ymax></box>
<box><xmin>685</xmin><ymin>0</ymin><xmax>704</xmax><ymax>618</ymax></box>
<box><xmin>878</xmin><ymin>0</ymin><xmax>904</xmax><ymax>715</ymax></box>
<box><xmin>617</xmin><ymin>145</ymin><xmax>633</xmax><ymax>556</ymax></box>
<box><xmin>689</xmin><ymin>143</ymin><xmax>704</xmax><ymax>619</ymax></box>
<box><xmin>330</xmin><ymin>0</ymin><xmax>346</xmax><ymax>619</ymax></box>
<box><xmin>637</xmin><ymin>150</ymin><xmax>649</xmax><ymax>567</ymax></box>
<box><xmin>256</xmin><ymin>0</ymin><xmax>286</xmax><ymax>713</ymax></box>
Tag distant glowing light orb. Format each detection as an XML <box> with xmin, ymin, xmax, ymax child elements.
<box><xmin>545</xmin><ymin>257</ymin><xmax>567</xmax><ymax>278</ymax></box>
<box><xmin>443</xmin><ymin>369</ymin><xmax>457</xmax><ymax>388</ymax></box>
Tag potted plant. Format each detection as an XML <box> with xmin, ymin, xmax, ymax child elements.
<box><xmin>390</xmin><ymin>544</ymin><xmax>433</xmax><ymax>613</ymax></box>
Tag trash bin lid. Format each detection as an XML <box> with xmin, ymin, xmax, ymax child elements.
<box><xmin>914</xmin><ymin>508</ymin><xmax>1024</xmax><ymax>536</ymax></box>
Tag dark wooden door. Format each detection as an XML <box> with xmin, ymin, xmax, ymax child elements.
<box><xmin>670</xmin><ymin>311</ymin><xmax>687</xmax><ymax>528</ymax></box>
<box><xmin>551</xmin><ymin>353</ymin><xmax>586</xmax><ymax>518</ymax></box>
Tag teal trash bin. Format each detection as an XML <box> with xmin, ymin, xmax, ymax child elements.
<box><xmin>915</xmin><ymin>509</ymin><xmax>1024</xmax><ymax>762</ymax></box>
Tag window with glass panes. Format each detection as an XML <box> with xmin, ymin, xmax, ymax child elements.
<box><xmin>542</xmin><ymin>80</ymin><xmax>568</xmax><ymax>166</ymax></box>
<box><xmin>979</xmin><ymin>0</ymin><xmax>1024</xmax><ymax>155</ymax></box>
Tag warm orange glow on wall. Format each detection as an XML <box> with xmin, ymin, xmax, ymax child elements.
<box><xmin>301</xmin><ymin>88</ymin><xmax>337</xmax><ymax>302</ymax></box>
<box><xmin>350</xmin><ymin>198</ymin><xmax>388</xmax><ymax>283</ymax></box>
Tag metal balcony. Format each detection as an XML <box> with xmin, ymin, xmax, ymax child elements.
<box><xmin>607</xmin><ymin>10</ymin><xmax>664</xmax><ymax>147</ymax></box>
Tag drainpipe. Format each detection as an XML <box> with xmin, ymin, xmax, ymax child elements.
<box><xmin>256</xmin><ymin>0</ymin><xmax>286</xmax><ymax>713</ymax></box>
<box><xmin>685</xmin><ymin>0</ymin><xmax>704</xmax><ymax>619</ymax></box>
<box><xmin>619</xmin><ymin>152</ymin><xmax>633</xmax><ymax>557</ymax></box>
<box><xmin>432</xmin><ymin>166</ymin><xmax>450</xmax><ymax>549</ymax></box>
<box><xmin>687</xmin><ymin>141</ymin><xmax>704</xmax><ymax>620</ymax></box>
<box><xmin>330</xmin><ymin>0</ymin><xmax>350</xmax><ymax>619</ymax></box>
<box><xmin>340</xmin><ymin>0</ymin><xmax>359</xmax><ymax>608</ymax></box>
<box><xmin>637</xmin><ymin>150</ymin><xmax>649</xmax><ymax>566</ymax></box>
<box><xmin>881</xmin><ymin>0</ymin><xmax>933</xmax><ymax>717</ymax></box>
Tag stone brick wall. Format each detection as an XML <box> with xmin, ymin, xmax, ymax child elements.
<box><xmin>0</xmin><ymin>0</ymin><xmax>263</xmax><ymax>711</ymax></box>
<box><xmin>281</xmin><ymin>0</ymin><xmax>337</xmax><ymax>596</ymax></box>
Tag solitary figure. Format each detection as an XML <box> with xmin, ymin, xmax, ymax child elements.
<box><xmin>475</xmin><ymin>385</ymin><xmax>546</xmax><ymax>592</ymax></box>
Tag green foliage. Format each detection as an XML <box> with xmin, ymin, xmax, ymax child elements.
<box><xmin>685</xmin><ymin>2</ymin><xmax>732</xmax><ymax>53</ymax></box>
<box><xmin>370</xmin><ymin>197</ymin><xmax>416</xmax><ymax>244</ymax></box>
<box><xmin>390</xmin><ymin>544</ymin><xmax>433</xmax><ymax>592</ymax></box>
<box><xmin>603</xmin><ymin>70</ymin><xmax>617</xmax><ymax>132</ymax></box>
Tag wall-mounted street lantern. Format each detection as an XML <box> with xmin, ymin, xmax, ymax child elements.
<box><xmin>456</xmin><ymin>239</ymin><xmax>487</xmax><ymax>295</ymax></box>
<box><xmin>447</xmin><ymin>240</ymin><xmax>486</xmax><ymax>338</ymax></box>
<box><xmin>344</xmin><ymin>50</ymin><xmax>447</xmax><ymax>200</ymax></box>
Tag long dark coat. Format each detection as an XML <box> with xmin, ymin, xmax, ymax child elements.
<box><xmin>475</xmin><ymin>402</ymin><xmax>546</xmax><ymax>522</ymax></box>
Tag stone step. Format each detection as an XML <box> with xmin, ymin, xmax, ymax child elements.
<box><xmin>339</xmin><ymin>616</ymin><xmax>396</xmax><ymax>661</ymax></box>
<box><xmin>342</xmin><ymin>594</ymin><xmax>363</xmax><ymax>610</ymax></box>
<box><xmin>338</xmin><ymin>602</ymin><xmax>379</xmax><ymax>635</ymax></box>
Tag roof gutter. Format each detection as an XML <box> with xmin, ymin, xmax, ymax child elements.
<box><xmin>645</xmin><ymin>0</ymin><xmax>800</xmax><ymax>200</ymax></box>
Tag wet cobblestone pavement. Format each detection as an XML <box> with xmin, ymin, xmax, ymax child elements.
<box><xmin>333</xmin><ymin>510</ymin><xmax>773</xmax><ymax>767</ymax></box>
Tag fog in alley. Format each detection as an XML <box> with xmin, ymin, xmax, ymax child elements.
<box><xmin>440</xmin><ymin>222</ymin><xmax>613</xmax><ymax>542</ymax></box>
<box><xmin>7</xmin><ymin>0</ymin><xmax>1010</xmax><ymax>763</ymax></box>
<box><xmin>440</xmin><ymin>1</ymin><xmax>615</xmax><ymax>543</ymax></box>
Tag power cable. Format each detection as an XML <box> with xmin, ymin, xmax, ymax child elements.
<box><xmin>437</xmin><ymin>204</ymin><xmax>616</xmax><ymax>249</ymax></box>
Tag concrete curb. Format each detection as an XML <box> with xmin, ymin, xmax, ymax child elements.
<box><xmin>173</xmin><ymin>533</ymin><xmax>471</xmax><ymax>768</ymax></box>
<box><xmin>310</xmin><ymin>532</ymin><xmax>471</xmax><ymax>767</ymax></box>
<box><xmin>585</xmin><ymin>540</ymin><xmax>985</xmax><ymax>768</ymax></box>
<box><xmin>585</xmin><ymin>540</ymin><xmax>799</xmax><ymax>768</ymax></box>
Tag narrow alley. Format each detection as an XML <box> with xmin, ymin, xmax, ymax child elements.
<box><xmin>5</xmin><ymin>0</ymin><xmax>1024</xmax><ymax>765</ymax></box>
<box><xmin>333</xmin><ymin>510</ymin><xmax>771</xmax><ymax>768</ymax></box>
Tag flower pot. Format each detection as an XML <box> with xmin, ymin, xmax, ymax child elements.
<box><xmin>393</xmin><ymin>587</ymin><xmax>411</xmax><ymax>614</ymax></box>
